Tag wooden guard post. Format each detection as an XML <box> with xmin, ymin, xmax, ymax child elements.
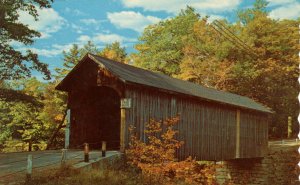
<box><xmin>102</xmin><ymin>141</ymin><xmax>106</xmax><ymax>157</ymax></box>
<box><xmin>288</xmin><ymin>116</ymin><xmax>292</xmax><ymax>138</ymax></box>
<box><xmin>61</xmin><ymin>149</ymin><xmax>67</xmax><ymax>165</ymax></box>
<box><xmin>84</xmin><ymin>143</ymin><xmax>89</xmax><ymax>162</ymax></box>
<box><xmin>26</xmin><ymin>155</ymin><xmax>32</xmax><ymax>181</ymax></box>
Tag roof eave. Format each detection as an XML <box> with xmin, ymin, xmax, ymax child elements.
<box><xmin>124</xmin><ymin>80</ymin><xmax>273</xmax><ymax>115</ymax></box>
<box><xmin>55</xmin><ymin>53</ymin><xmax>94</xmax><ymax>92</ymax></box>
<box><xmin>88</xmin><ymin>54</ymin><xmax>127</xmax><ymax>83</ymax></box>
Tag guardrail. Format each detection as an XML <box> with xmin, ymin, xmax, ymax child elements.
<box><xmin>0</xmin><ymin>141</ymin><xmax>115</xmax><ymax>182</ymax></box>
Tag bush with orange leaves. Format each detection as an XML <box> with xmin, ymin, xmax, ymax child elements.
<box><xmin>126</xmin><ymin>116</ymin><xmax>218</xmax><ymax>185</ymax></box>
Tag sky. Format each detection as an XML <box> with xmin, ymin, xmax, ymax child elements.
<box><xmin>13</xmin><ymin>0</ymin><xmax>300</xmax><ymax>80</ymax></box>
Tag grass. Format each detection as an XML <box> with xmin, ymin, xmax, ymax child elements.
<box><xmin>19</xmin><ymin>165</ymin><xmax>147</xmax><ymax>185</ymax></box>
<box><xmin>16</xmin><ymin>164</ymin><xmax>192</xmax><ymax>185</ymax></box>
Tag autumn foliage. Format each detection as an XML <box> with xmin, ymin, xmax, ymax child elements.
<box><xmin>126</xmin><ymin>116</ymin><xmax>218</xmax><ymax>184</ymax></box>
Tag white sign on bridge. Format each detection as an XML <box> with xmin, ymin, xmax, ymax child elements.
<box><xmin>120</xmin><ymin>98</ymin><xmax>131</xmax><ymax>108</ymax></box>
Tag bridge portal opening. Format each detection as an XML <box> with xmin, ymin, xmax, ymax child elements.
<box><xmin>70</xmin><ymin>86</ymin><xmax>120</xmax><ymax>150</ymax></box>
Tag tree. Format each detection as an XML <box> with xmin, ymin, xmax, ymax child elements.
<box><xmin>133</xmin><ymin>6</ymin><xmax>200</xmax><ymax>76</ymax></box>
<box><xmin>126</xmin><ymin>116</ymin><xmax>217</xmax><ymax>184</ymax></box>
<box><xmin>0</xmin><ymin>100</ymin><xmax>13</xmax><ymax>150</ymax></box>
<box><xmin>232</xmin><ymin>4</ymin><xmax>299</xmax><ymax>137</ymax></box>
<box><xmin>55</xmin><ymin>41</ymin><xmax>99</xmax><ymax>80</ymax></box>
<box><xmin>178</xmin><ymin>18</ymin><xmax>236</xmax><ymax>89</ymax></box>
<box><xmin>237</xmin><ymin>0</ymin><xmax>269</xmax><ymax>24</ymax></box>
<box><xmin>99</xmin><ymin>42</ymin><xmax>128</xmax><ymax>63</ymax></box>
<box><xmin>0</xmin><ymin>78</ymin><xmax>46</xmax><ymax>151</ymax></box>
<box><xmin>0</xmin><ymin>0</ymin><xmax>52</xmax><ymax>80</ymax></box>
<box><xmin>132</xmin><ymin>1</ymin><xmax>299</xmax><ymax>138</ymax></box>
<box><xmin>41</xmin><ymin>82</ymin><xmax>67</xmax><ymax>149</ymax></box>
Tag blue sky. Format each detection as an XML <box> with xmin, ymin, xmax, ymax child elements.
<box><xmin>13</xmin><ymin>0</ymin><xmax>300</xmax><ymax>80</ymax></box>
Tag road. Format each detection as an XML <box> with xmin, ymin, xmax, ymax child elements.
<box><xmin>0</xmin><ymin>150</ymin><xmax>119</xmax><ymax>183</ymax></box>
<box><xmin>0</xmin><ymin>139</ymin><xmax>298</xmax><ymax>184</ymax></box>
<box><xmin>268</xmin><ymin>138</ymin><xmax>300</xmax><ymax>147</ymax></box>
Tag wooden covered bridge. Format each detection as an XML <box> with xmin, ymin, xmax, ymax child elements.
<box><xmin>56</xmin><ymin>53</ymin><xmax>272</xmax><ymax>161</ymax></box>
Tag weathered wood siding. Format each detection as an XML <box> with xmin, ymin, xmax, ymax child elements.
<box><xmin>124</xmin><ymin>86</ymin><xmax>241</xmax><ymax>161</ymax></box>
<box><xmin>239</xmin><ymin>111</ymin><xmax>268</xmax><ymax>158</ymax></box>
<box><xmin>62</xmin><ymin>62</ymin><xmax>269</xmax><ymax>160</ymax></box>
<box><xmin>67</xmin><ymin>61</ymin><xmax>121</xmax><ymax>149</ymax></box>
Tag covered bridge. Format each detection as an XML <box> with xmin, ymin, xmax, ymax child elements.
<box><xmin>56</xmin><ymin>53</ymin><xmax>272</xmax><ymax>161</ymax></box>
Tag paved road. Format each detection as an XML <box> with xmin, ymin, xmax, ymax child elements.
<box><xmin>268</xmin><ymin>138</ymin><xmax>300</xmax><ymax>147</ymax></box>
<box><xmin>0</xmin><ymin>139</ymin><xmax>298</xmax><ymax>184</ymax></box>
<box><xmin>0</xmin><ymin>150</ymin><xmax>119</xmax><ymax>182</ymax></box>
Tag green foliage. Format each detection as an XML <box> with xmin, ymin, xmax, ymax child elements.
<box><xmin>0</xmin><ymin>21</ymin><xmax>131</xmax><ymax>151</ymax></box>
<box><xmin>99</xmin><ymin>42</ymin><xmax>128</xmax><ymax>63</ymax></box>
<box><xmin>0</xmin><ymin>0</ymin><xmax>52</xmax><ymax>80</ymax></box>
<box><xmin>0</xmin><ymin>78</ymin><xmax>66</xmax><ymax>151</ymax></box>
<box><xmin>133</xmin><ymin>1</ymin><xmax>299</xmax><ymax>138</ymax></box>
<box><xmin>0</xmin><ymin>79</ymin><xmax>44</xmax><ymax>151</ymax></box>
<box><xmin>133</xmin><ymin>6</ymin><xmax>200</xmax><ymax>76</ymax></box>
<box><xmin>237</xmin><ymin>0</ymin><xmax>269</xmax><ymax>24</ymax></box>
<box><xmin>55</xmin><ymin>41</ymin><xmax>100</xmax><ymax>80</ymax></box>
<box><xmin>55</xmin><ymin>40</ymin><xmax>128</xmax><ymax>79</ymax></box>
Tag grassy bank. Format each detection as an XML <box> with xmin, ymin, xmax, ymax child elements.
<box><xmin>18</xmin><ymin>165</ymin><xmax>190</xmax><ymax>185</ymax></box>
<box><xmin>20</xmin><ymin>166</ymin><xmax>145</xmax><ymax>185</ymax></box>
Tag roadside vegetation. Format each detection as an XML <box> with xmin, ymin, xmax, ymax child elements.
<box><xmin>0</xmin><ymin>0</ymin><xmax>298</xmax><ymax>159</ymax></box>
<box><xmin>21</xmin><ymin>166</ymin><xmax>145</xmax><ymax>185</ymax></box>
<box><xmin>126</xmin><ymin>116</ymin><xmax>218</xmax><ymax>184</ymax></box>
<box><xmin>20</xmin><ymin>117</ymin><xmax>217</xmax><ymax>185</ymax></box>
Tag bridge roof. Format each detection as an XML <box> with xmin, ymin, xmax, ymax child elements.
<box><xmin>57</xmin><ymin>53</ymin><xmax>272</xmax><ymax>114</ymax></box>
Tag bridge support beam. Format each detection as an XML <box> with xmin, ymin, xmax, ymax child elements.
<box><xmin>236</xmin><ymin>109</ymin><xmax>240</xmax><ymax>158</ymax></box>
<box><xmin>65</xmin><ymin>109</ymin><xmax>70</xmax><ymax>149</ymax></box>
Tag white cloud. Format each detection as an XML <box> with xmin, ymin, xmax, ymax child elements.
<box><xmin>77</xmin><ymin>35</ymin><xmax>92</xmax><ymax>43</ymax></box>
<box><xmin>79</xmin><ymin>19</ymin><xmax>105</xmax><ymax>30</ymax></box>
<box><xmin>267</xmin><ymin>0</ymin><xmax>296</xmax><ymax>6</ymax></box>
<box><xmin>17</xmin><ymin>47</ymin><xmax>62</xmax><ymax>57</ymax></box>
<box><xmin>17</xmin><ymin>43</ymin><xmax>77</xmax><ymax>58</ymax></box>
<box><xmin>107</xmin><ymin>11</ymin><xmax>161</xmax><ymax>32</ymax></box>
<box><xmin>269</xmin><ymin>2</ymin><xmax>300</xmax><ymax>19</ymax></box>
<box><xmin>207</xmin><ymin>14</ymin><xmax>225</xmax><ymax>23</ymax></box>
<box><xmin>9</xmin><ymin>40</ymin><xmax>25</xmax><ymax>47</ymax></box>
<box><xmin>16</xmin><ymin>33</ymin><xmax>135</xmax><ymax>58</ymax></box>
<box><xmin>93</xmin><ymin>33</ymin><xmax>136</xmax><ymax>44</ymax></box>
<box><xmin>80</xmin><ymin>19</ymin><xmax>105</xmax><ymax>26</ymax></box>
<box><xmin>121</xmin><ymin>0</ymin><xmax>241</xmax><ymax>14</ymax></box>
<box><xmin>52</xmin><ymin>43</ymin><xmax>75</xmax><ymax>51</ymax></box>
<box><xmin>70</xmin><ymin>23</ymin><xmax>85</xmax><ymax>34</ymax></box>
<box><xmin>18</xmin><ymin>7</ymin><xmax>66</xmax><ymax>39</ymax></box>
<box><xmin>18</xmin><ymin>42</ymin><xmax>77</xmax><ymax>58</ymax></box>
<box><xmin>64</xmin><ymin>7</ymin><xmax>86</xmax><ymax>16</ymax></box>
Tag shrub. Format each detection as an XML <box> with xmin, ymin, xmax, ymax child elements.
<box><xmin>126</xmin><ymin>116</ymin><xmax>218</xmax><ymax>184</ymax></box>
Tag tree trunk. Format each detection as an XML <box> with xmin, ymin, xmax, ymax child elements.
<box><xmin>28</xmin><ymin>140</ymin><xmax>32</xmax><ymax>152</ymax></box>
<box><xmin>46</xmin><ymin>110</ymin><xmax>67</xmax><ymax>150</ymax></box>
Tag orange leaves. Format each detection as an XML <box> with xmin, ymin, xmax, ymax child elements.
<box><xmin>54</xmin><ymin>114</ymin><xmax>64</xmax><ymax>122</ymax></box>
<box><xmin>126</xmin><ymin>116</ymin><xmax>218</xmax><ymax>184</ymax></box>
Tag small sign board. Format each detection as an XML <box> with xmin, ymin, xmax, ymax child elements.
<box><xmin>121</xmin><ymin>98</ymin><xmax>131</xmax><ymax>108</ymax></box>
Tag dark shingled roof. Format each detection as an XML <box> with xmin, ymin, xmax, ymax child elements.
<box><xmin>58</xmin><ymin>53</ymin><xmax>272</xmax><ymax>114</ymax></box>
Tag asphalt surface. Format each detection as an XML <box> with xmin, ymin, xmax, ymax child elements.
<box><xmin>0</xmin><ymin>139</ymin><xmax>298</xmax><ymax>184</ymax></box>
<box><xmin>0</xmin><ymin>150</ymin><xmax>119</xmax><ymax>182</ymax></box>
<box><xmin>268</xmin><ymin>138</ymin><xmax>300</xmax><ymax>147</ymax></box>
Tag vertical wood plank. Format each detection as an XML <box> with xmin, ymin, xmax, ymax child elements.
<box><xmin>65</xmin><ymin>109</ymin><xmax>71</xmax><ymax>149</ymax></box>
<box><xmin>120</xmin><ymin>108</ymin><xmax>126</xmax><ymax>152</ymax></box>
<box><xmin>236</xmin><ymin>109</ymin><xmax>241</xmax><ymax>158</ymax></box>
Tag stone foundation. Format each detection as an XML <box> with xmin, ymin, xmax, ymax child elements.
<box><xmin>216</xmin><ymin>145</ymin><xmax>299</xmax><ymax>185</ymax></box>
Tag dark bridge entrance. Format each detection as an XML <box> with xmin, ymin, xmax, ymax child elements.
<box><xmin>70</xmin><ymin>86</ymin><xmax>120</xmax><ymax>150</ymax></box>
